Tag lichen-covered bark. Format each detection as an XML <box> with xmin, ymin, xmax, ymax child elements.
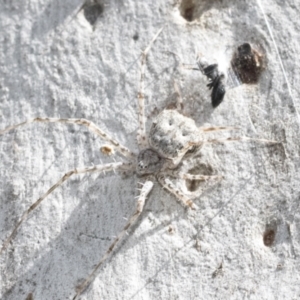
<box><xmin>1</xmin><ymin>1</ymin><xmax>300</xmax><ymax>299</ymax></box>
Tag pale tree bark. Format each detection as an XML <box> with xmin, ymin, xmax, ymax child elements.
<box><xmin>1</xmin><ymin>1</ymin><xmax>300</xmax><ymax>299</ymax></box>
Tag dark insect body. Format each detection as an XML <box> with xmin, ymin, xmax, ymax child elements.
<box><xmin>231</xmin><ymin>42</ymin><xmax>265</xmax><ymax>84</ymax></box>
<box><xmin>198</xmin><ymin>62</ymin><xmax>226</xmax><ymax>108</ymax></box>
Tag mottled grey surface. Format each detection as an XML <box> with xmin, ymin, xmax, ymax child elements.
<box><xmin>1</xmin><ymin>1</ymin><xmax>300</xmax><ymax>299</ymax></box>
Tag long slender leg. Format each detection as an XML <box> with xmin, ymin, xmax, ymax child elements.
<box><xmin>137</xmin><ymin>27</ymin><xmax>163</xmax><ymax>149</ymax></box>
<box><xmin>204</xmin><ymin>136</ymin><xmax>278</xmax><ymax>145</ymax></box>
<box><xmin>0</xmin><ymin>162</ymin><xmax>133</xmax><ymax>256</ymax></box>
<box><xmin>157</xmin><ymin>174</ymin><xmax>197</xmax><ymax>210</ymax></box>
<box><xmin>72</xmin><ymin>180</ymin><xmax>154</xmax><ymax>300</ymax></box>
<box><xmin>0</xmin><ymin>118</ymin><xmax>135</xmax><ymax>160</ymax></box>
<box><xmin>180</xmin><ymin>173</ymin><xmax>223</xmax><ymax>181</ymax></box>
<box><xmin>166</xmin><ymin>51</ymin><xmax>198</xmax><ymax>71</ymax></box>
<box><xmin>173</xmin><ymin>80</ymin><xmax>183</xmax><ymax>112</ymax></box>
<box><xmin>200</xmin><ymin>126</ymin><xmax>239</xmax><ymax>133</ymax></box>
<box><xmin>164</xmin><ymin>169</ymin><xmax>223</xmax><ymax>181</ymax></box>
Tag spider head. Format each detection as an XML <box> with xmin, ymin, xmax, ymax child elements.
<box><xmin>137</xmin><ymin>148</ymin><xmax>165</xmax><ymax>176</ymax></box>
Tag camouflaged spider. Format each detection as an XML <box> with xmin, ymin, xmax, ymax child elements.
<box><xmin>0</xmin><ymin>28</ymin><xmax>275</xmax><ymax>299</ymax></box>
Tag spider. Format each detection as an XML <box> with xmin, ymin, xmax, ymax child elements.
<box><xmin>0</xmin><ymin>28</ymin><xmax>276</xmax><ymax>299</ymax></box>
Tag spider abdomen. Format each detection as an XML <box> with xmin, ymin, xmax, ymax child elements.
<box><xmin>149</xmin><ymin>110</ymin><xmax>201</xmax><ymax>163</ymax></box>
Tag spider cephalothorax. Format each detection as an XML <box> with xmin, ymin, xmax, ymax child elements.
<box><xmin>137</xmin><ymin>148</ymin><xmax>165</xmax><ymax>175</ymax></box>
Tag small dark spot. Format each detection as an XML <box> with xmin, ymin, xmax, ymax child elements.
<box><xmin>84</xmin><ymin>3</ymin><xmax>104</xmax><ymax>26</ymax></box>
<box><xmin>212</xmin><ymin>262</ymin><xmax>223</xmax><ymax>278</ymax></box>
<box><xmin>186</xmin><ymin>179</ymin><xmax>198</xmax><ymax>192</ymax></box>
<box><xmin>277</xmin><ymin>263</ymin><xmax>283</xmax><ymax>270</ymax></box>
<box><xmin>195</xmin><ymin>239</ymin><xmax>201</xmax><ymax>252</ymax></box>
<box><xmin>165</xmin><ymin>102</ymin><xmax>178</xmax><ymax>110</ymax></box>
<box><xmin>168</xmin><ymin>226</ymin><xmax>175</xmax><ymax>234</ymax></box>
<box><xmin>183</xmin><ymin>6</ymin><xmax>194</xmax><ymax>22</ymax></box>
<box><xmin>263</xmin><ymin>228</ymin><xmax>276</xmax><ymax>247</ymax></box>
<box><xmin>100</xmin><ymin>145</ymin><xmax>114</xmax><ymax>156</ymax></box>
<box><xmin>231</xmin><ymin>43</ymin><xmax>266</xmax><ymax>84</ymax></box>
<box><xmin>25</xmin><ymin>293</ymin><xmax>34</xmax><ymax>300</ymax></box>
<box><xmin>133</xmin><ymin>33</ymin><xmax>139</xmax><ymax>41</ymax></box>
<box><xmin>180</xmin><ymin>0</ymin><xmax>195</xmax><ymax>22</ymax></box>
<box><xmin>179</xmin><ymin>0</ymin><xmax>222</xmax><ymax>22</ymax></box>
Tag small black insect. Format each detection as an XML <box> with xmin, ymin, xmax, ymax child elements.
<box><xmin>197</xmin><ymin>61</ymin><xmax>226</xmax><ymax>108</ymax></box>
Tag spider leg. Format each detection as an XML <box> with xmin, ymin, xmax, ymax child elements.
<box><xmin>157</xmin><ymin>174</ymin><xmax>197</xmax><ymax>210</ymax></box>
<box><xmin>0</xmin><ymin>118</ymin><xmax>135</xmax><ymax>160</ymax></box>
<box><xmin>204</xmin><ymin>136</ymin><xmax>279</xmax><ymax>145</ymax></box>
<box><xmin>180</xmin><ymin>173</ymin><xmax>223</xmax><ymax>181</ymax></box>
<box><xmin>72</xmin><ymin>180</ymin><xmax>154</xmax><ymax>300</ymax></box>
<box><xmin>0</xmin><ymin>162</ymin><xmax>133</xmax><ymax>256</ymax></box>
<box><xmin>164</xmin><ymin>170</ymin><xmax>223</xmax><ymax>181</ymax></box>
<box><xmin>137</xmin><ymin>27</ymin><xmax>163</xmax><ymax>149</ymax></box>
<box><xmin>173</xmin><ymin>80</ymin><xmax>184</xmax><ymax>112</ymax></box>
<box><xmin>200</xmin><ymin>126</ymin><xmax>239</xmax><ymax>133</ymax></box>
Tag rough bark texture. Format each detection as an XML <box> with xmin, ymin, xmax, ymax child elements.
<box><xmin>1</xmin><ymin>1</ymin><xmax>300</xmax><ymax>299</ymax></box>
